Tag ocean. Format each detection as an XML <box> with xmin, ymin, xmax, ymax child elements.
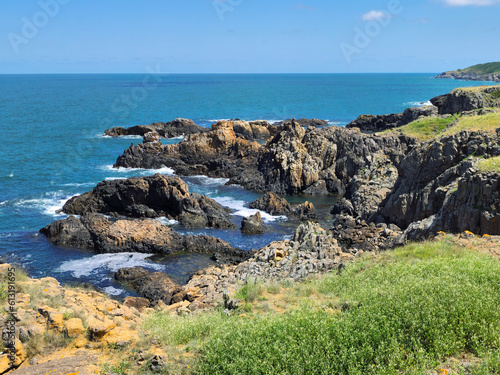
<box><xmin>0</xmin><ymin>73</ymin><xmax>495</xmax><ymax>296</ymax></box>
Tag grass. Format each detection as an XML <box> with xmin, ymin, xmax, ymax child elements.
<box><xmin>442</xmin><ymin>111</ymin><xmax>500</xmax><ymax>136</ymax></box>
<box><xmin>384</xmin><ymin>111</ymin><xmax>500</xmax><ymax>141</ymax></box>
<box><xmin>143</xmin><ymin>238</ymin><xmax>500</xmax><ymax>374</ymax></box>
<box><xmin>383</xmin><ymin>116</ymin><xmax>457</xmax><ymax>140</ymax></box>
<box><xmin>457</xmin><ymin>62</ymin><xmax>500</xmax><ymax>75</ymax></box>
<box><xmin>477</xmin><ymin>156</ymin><xmax>500</xmax><ymax>173</ymax></box>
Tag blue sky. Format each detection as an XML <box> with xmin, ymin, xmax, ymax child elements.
<box><xmin>0</xmin><ymin>0</ymin><xmax>498</xmax><ymax>74</ymax></box>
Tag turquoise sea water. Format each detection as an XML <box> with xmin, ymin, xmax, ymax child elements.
<box><xmin>0</xmin><ymin>73</ymin><xmax>495</xmax><ymax>295</ymax></box>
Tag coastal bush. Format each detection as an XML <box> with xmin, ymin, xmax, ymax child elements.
<box><xmin>195</xmin><ymin>240</ymin><xmax>500</xmax><ymax>374</ymax></box>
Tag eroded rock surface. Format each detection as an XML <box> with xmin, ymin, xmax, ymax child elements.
<box><xmin>40</xmin><ymin>214</ymin><xmax>246</xmax><ymax>258</ymax></box>
<box><xmin>63</xmin><ymin>174</ymin><xmax>235</xmax><ymax>229</ymax></box>
<box><xmin>105</xmin><ymin>117</ymin><xmax>208</xmax><ymax>138</ymax></box>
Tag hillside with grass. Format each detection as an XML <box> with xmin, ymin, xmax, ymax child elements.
<box><xmin>142</xmin><ymin>235</ymin><xmax>500</xmax><ymax>375</ymax></box>
<box><xmin>436</xmin><ymin>62</ymin><xmax>500</xmax><ymax>82</ymax></box>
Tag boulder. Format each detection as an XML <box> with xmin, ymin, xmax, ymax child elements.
<box><xmin>249</xmin><ymin>192</ymin><xmax>291</xmax><ymax>215</ymax></box>
<box><xmin>63</xmin><ymin>174</ymin><xmax>235</xmax><ymax>229</ymax></box>
<box><xmin>292</xmin><ymin>201</ymin><xmax>318</xmax><ymax>221</ymax></box>
<box><xmin>241</xmin><ymin>212</ymin><xmax>266</xmax><ymax>234</ymax></box>
<box><xmin>40</xmin><ymin>214</ymin><xmax>246</xmax><ymax>258</ymax></box>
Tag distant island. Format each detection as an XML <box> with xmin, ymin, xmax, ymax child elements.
<box><xmin>436</xmin><ymin>62</ymin><xmax>500</xmax><ymax>82</ymax></box>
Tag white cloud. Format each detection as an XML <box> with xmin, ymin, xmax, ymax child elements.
<box><xmin>439</xmin><ymin>0</ymin><xmax>498</xmax><ymax>5</ymax></box>
<box><xmin>362</xmin><ymin>10</ymin><xmax>388</xmax><ymax>21</ymax></box>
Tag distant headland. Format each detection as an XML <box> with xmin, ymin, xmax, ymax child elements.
<box><xmin>436</xmin><ymin>62</ymin><xmax>500</xmax><ymax>82</ymax></box>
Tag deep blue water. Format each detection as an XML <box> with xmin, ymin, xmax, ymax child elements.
<box><xmin>0</xmin><ymin>73</ymin><xmax>496</xmax><ymax>296</ymax></box>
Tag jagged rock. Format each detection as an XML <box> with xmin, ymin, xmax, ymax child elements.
<box><xmin>40</xmin><ymin>214</ymin><xmax>246</xmax><ymax>258</ymax></box>
<box><xmin>249</xmin><ymin>192</ymin><xmax>291</xmax><ymax>215</ymax></box>
<box><xmin>232</xmin><ymin>120</ymin><xmax>277</xmax><ymax>140</ymax></box>
<box><xmin>241</xmin><ymin>212</ymin><xmax>266</xmax><ymax>234</ymax></box>
<box><xmin>115</xmin><ymin>268</ymin><xmax>180</xmax><ymax>304</ymax></box>
<box><xmin>291</xmin><ymin>201</ymin><xmax>317</xmax><ymax>221</ymax></box>
<box><xmin>63</xmin><ymin>174</ymin><xmax>235</xmax><ymax>229</ymax></box>
<box><xmin>430</xmin><ymin>86</ymin><xmax>500</xmax><ymax>115</ymax></box>
<box><xmin>143</xmin><ymin>130</ymin><xmax>160</xmax><ymax>143</ymax></box>
<box><xmin>114</xmin><ymin>121</ymin><xmax>262</xmax><ymax>179</ymax></box>
<box><xmin>104</xmin><ymin>118</ymin><xmax>208</xmax><ymax>138</ymax></box>
<box><xmin>380</xmin><ymin>130</ymin><xmax>500</xmax><ymax>232</ymax></box>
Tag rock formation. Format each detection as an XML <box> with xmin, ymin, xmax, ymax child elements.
<box><xmin>346</xmin><ymin>105</ymin><xmax>439</xmax><ymax>133</ymax></box>
<box><xmin>63</xmin><ymin>174</ymin><xmax>235</xmax><ymax>229</ymax></box>
<box><xmin>104</xmin><ymin>117</ymin><xmax>208</xmax><ymax>138</ymax></box>
<box><xmin>241</xmin><ymin>212</ymin><xmax>266</xmax><ymax>234</ymax></box>
<box><xmin>232</xmin><ymin>120</ymin><xmax>277</xmax><ymax>140</ymax></box>
<box><xmin>430</xmin><ymin>86</ymin><xmax>500</xmax><ymax>115</ymax></box>
<box><xmin>40</xmin><ymin>214</ymin><xmax>247</xmax><ymax>258</ymax></box>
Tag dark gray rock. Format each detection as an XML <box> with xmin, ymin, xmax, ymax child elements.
<box><xmin>241</xmin><ymin>212</ymin><xmax>266</xmax><ymax>234</ymax></box>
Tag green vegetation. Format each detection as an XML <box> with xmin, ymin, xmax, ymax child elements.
<box><xmin>384</xmin><ymin>116</ymin><xmax>457</xmax><ymax>140</ymax></box>
<box><xmin>143</xmin><ymin>238</ymin><xmax>500</xmax><ymax>374</ymax></box>
<box><xmin>478</xmin><ymin>156</ymin><xmax>500</xmax><ymax>173</ymax></box>
<box><xmin>457</xmin><ymin>62</ymin><xmax>500</xmax><ymax>75</ymax></box>
<box><xmin>491</xmin><ymin>89</ymin><xmax>500</xmax><ymax>99</ymax></box>
<box><xmin>442</xmin><ymin>111</ymin><xmax>500</xmax><ymax>136</ymax></box>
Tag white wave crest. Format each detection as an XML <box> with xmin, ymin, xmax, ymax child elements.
<box><xmin>212</xmin><ymin>196</ymin><xmax>286</xmax><ymax>222</ymax></box>
<box><xmin>189</xmin><ymin>175</ymin><xmax>230</xmax><ymax>186</ymax></box>
<box><xmin>101</xmin><ymin>286</ymin><xmax>125</xmax><ymax>296</ymax></box>
<box><xmin>155</xmin><ymin>217</ymin><xmax>179</xmax><ymax>226</ymax></box>
<box><xmin>14</xmin><ymin>191</ymin><xmax>76</xmax><ymax>217</ymax></box>
<box><xmin>100</xmin><ymin>165</ymin><xmax>175</xmax><ymax>176</ymax></box>
<box><xmin>405</xmin><ymin>100</ymin><xmax>433</xmax><ymax>107</ymax></box>
<box><xmin>57</xmin><ymin>252</ymin><xmax>165</xmax><ymax>278</ymax></box>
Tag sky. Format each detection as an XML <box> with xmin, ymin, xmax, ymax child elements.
<box><xmin>0</xmin><ymin>0</ymin><xmax>498</xmax><ymax>74</ymax></box>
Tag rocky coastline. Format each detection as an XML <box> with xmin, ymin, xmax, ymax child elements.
<box><xmin>4</xmin><ymin>83</ymin><xmax>500</xmax><ymax>373</ymax></box>
<box><xmin>436</xmin><ymin>70</ymin><xmax>500</xmax><ymax>83</ymax></box>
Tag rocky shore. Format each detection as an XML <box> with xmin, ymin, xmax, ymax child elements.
<box><xmin>4</xmin><ymin>83</ymin><xmax>495</xmax><ymax>374</ymax></box>
<box><xmin>436</xmin><ymin>70</ymin><xmax>500</xmax><ymax>83</ymax></box>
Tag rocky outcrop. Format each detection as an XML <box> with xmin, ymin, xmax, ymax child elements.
<box><xmin>430</xmin><ymin>86</ymin><xmax>500</xmax><ymax>115</ymax></box>
<box><xmin>63</xmin><ymin>174</ymin><xmax>235</xmax><ymax>229</ymax></box>
<box><xmin>346</xmin><ymin>106</ymin><xmax>438</xmax><ymax>133</ymax></box>
<box><xmin>168</xmin><ymin>222</ymin><xmax>356</xmax><ymax>311</ymax></box>
<box><xmin>114</xmin><ymin>121</ymin><xmax>262</xmax><ymax>179</ymax></box>
<box><xmin>40</xmin><ymin>214</ymin><xmax>247</xmax><ymax>258</ymax></box>
<box><xmin>378</xmin><ymin>129</ymin><xmax>500</xmax><ymax>237</ymax></box>
<box><xmin>331</xmin><ymin>214</ymin><xmax>403</xmax><ymax>252</ymax></box>
<box><xmin>114</xmin><ymin>119</ymin><xmax>416</xmax><ymax>197</ymax></box>
<box><xmin>291</xmin><ymin>201</ymin><xmax>318</xmax><ymax>221</ymax></box>
<box><xmin>232</xmin><ymin>120</ymin><xmax>277</xmax><ymax>140</ymax></box>
<box><xmin>243</xmin><ymin>119</ymin><xmax>416</xmax><ymax>195</ymax></box>
<box><xmin>115</xmin><ymin>267</ymin><xmax>180</xmax><ymax>304</ymax></box>
<box><xmin>274</xmin><ymin>118</ymin><xmax>329</xmax><ymax>128</ymax></box>
<box><xmin>240</xmin><ymin>212</ymin><xmax>266</xmax><ymax>234</ymax></box>
<box><xmin>436</xmin><ymin>71</ymin><xmax>500</xmax><ymax>83</ymax></box>
<box><xmin>248</xmin><ymin>192</ymin><xmax>317</xmax><ymax>220</ymax></box>
<box><xmin>249</xmin><ymin>192</ymin><xmax>291</xmax><ymax>215</ymax></box>
<box><xmin>104</xmin><ymin>118</ymin><xmax>208</xmax><ymax>138</ymax></box>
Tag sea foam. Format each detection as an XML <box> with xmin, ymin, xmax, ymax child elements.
<box><xmin>57</xmin><ymin>252</ymin><xmax>164</xmax><ymax>278</ymax></box>
<box><xmin>212</xmin><ymin>196</ymin><xmax>286</xmax><ymax>222</ymax></box>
